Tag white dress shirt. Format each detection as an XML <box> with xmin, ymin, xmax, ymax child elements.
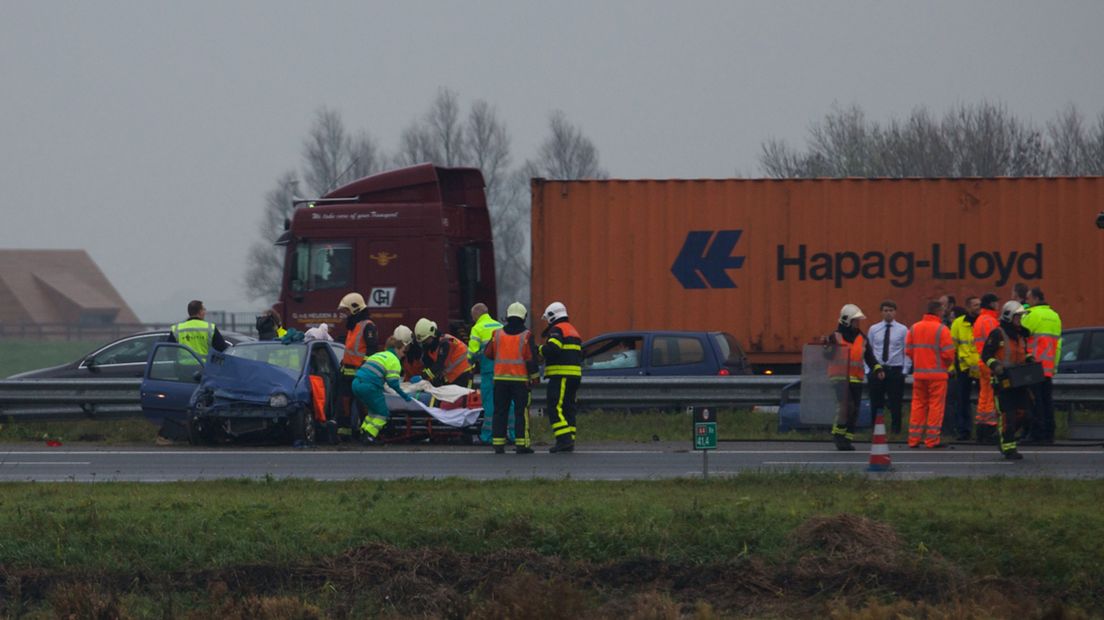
<box><xmin>867</xmin><ymin>319</ymin><xmax>909</xmax><ymax>370</ymax></box>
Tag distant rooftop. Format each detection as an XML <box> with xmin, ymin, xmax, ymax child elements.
<box><xmin>0</xmin><ymin>249</ymin><xmax>139</xmax><ymax>326</ymax></box>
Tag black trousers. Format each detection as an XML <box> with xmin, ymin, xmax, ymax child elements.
<box><xmin>493</xmin><ymin>381</ymin><xmax>531</xmax><ymax>447</ymax></box>
<box><xmin>832</xmin><ymin>381</ymin><xmax>863</xmax><ymax>437</ymax></box>
<box><xmin>546</xmin><ymin>375</ymin><xmax>580</xmax><ymax>440</ymax></box>
<box><xmin>1030</xmin><ymin>378</ymin><xmax>1055</xmax><ymax>440</ymax></box>
<box><xmin>868</xmin><ymin>367</ymin><xmax>905</xmax><ymax>432</ymax></box>
<box><xmin>952</xmin><ymin>372</ymin><xmax>976</xmax><ymax>438</ymax></box>
<box><xmin>996</xmin><ymin>386</ymin><xmax>1034</xmax><ymax>451</ymax></box>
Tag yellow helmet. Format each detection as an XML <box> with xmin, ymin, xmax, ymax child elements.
<box><xmin>506</xmin><ymin>302</ymin><xmax>527</xmax><ymax>320</ymax></box>
<box><xmin>338</xmin><ymin>292</ymin><xmax>366</xmax><ymax>314</ymax></box>
<box><xmin>414</xmin><ymin>318</ymin><xmax>438</xmax><ymax>343</ymax></box>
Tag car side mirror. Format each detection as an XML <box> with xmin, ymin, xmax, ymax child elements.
<box><xmin>86</xmin><ymin>357</ymin><xmax>100</xmax><ymax>372</ymax></box>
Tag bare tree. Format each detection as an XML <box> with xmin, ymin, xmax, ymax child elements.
<box><xmin>302</xmin><ymin>107</ymin><xmax>354</xmax><ymax>194</ymax></box>
<box><xmin>243</xmin><ymin>171</ymin><xmax>299</xmax><ymax>301</ymax></box>
<box><xmin>526</xmin><ymin>111</ymin><xmax>608</xmax><ymax>179</ymax></box>
<box><xmin>393</xmin><ymin>88</ymin><xmax>468</xmax><ymax>167</ymax></box>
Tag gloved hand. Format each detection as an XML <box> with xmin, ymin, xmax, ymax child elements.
<box><xmin>401</xmin><ymin>392</ymin><xmax>414</xmax><ymax>402</ymax></box>
<box><xmin>410</xmin><ymin>375</ymin><xmax>422</xmax><ymax>384</ymax></box>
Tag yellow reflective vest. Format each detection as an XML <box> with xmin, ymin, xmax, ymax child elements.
<box><xmin>951</xmin><ymin>315</ymin><xmax>980</xmax><ymax>377</ymax></box>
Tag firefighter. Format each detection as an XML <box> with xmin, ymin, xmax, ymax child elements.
<box><xmin>905</xmin><ymin>300</ymin><xmax>956</xmax><ymax>448</ymax></box>
<box><xmin>980</xmin><ymin>301</ymin><xmax>1035</xmax><ymax>460</ymax></box>
<box><xmin>414</xmin><ymin>318</ymin><xmax>473</xmax><ymax>389</ymax></box>
<box><xmin>393</xmin><ymin>324</ymin><xmax>424</xmax><ymax>381</ymax></box>
<box><xmin>354</xmin><ymin>336</ymin><xmax>416</xmax><ymax>444</ymax></box>
<box><xmin>973</xmin><ymin>293</ymin><xmax>1001</xmax><ymax>444</ymax></box>
<box><xmin>1021</xmin><ymin>287</ymin><xmax>1062</xmax><ymax>444</ymax></box>
<box><xmin>949</xmin><ymin>295</ymin><xmax>981</xmax><ymax>441</ymax></box>
<box><xmin>483</xmin><ymin>302</ymin><xmax>540</xmax><ymax>455</ymax></box>
<box><xmin>337</xmin><ymin>292</ymin><xmax>379</xmax><ymax>437</ymax></box>
<box><xmin>540</xmin><ymin>301</ymin><xmax>583</xmax><ymax>453</ymax></box>
<box><xmin>826</xmin><ymin>304</ymin><xmax>882</xmax><ymax>451</ymax></box>
<box><xmin>468</xmin><ymin>303</ymin><xmax>506</xmax><ymax>444</ymax></box>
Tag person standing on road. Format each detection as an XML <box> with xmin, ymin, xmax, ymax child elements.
<box><xmin>973</xmin><ymin>293</ymin><xmax>1001</xmax><ymax>444</ymax></box>
<box><xmin>827</xmin><ymin>304</ymin><xmax>882</xmax><ymax>451</ymax></box>
<box><xmin>1021</xmin><ymin>287</ymin><xmax>1062</xmax><ymax>444</ymax></box>
<box><xmin>540</xmin><ymin>301</ymin><xmax>583</xmax><ymax>453</ymax></box>
<box><xmin>337</xmin><ymin>292</ymin><xmax>379</xmax><ymax>439</ymax></box>
<box><xmin>468</xmin><ymin>303</ymin><xmax>506</xmax><ymax>444</ymax></box>
<box><xmin>354</xmin><ymin>336</ymin><xmax>416</xmax><ymax>444</ymax></box>
<box><xmin>905</xmin><ymin>300</ymin><xmax>956</xmax><ymax>449</ymax></box>
<box><xmin>867</xmin><ymin>300</ymin><xmax>908</xmax><ymax>434</ymax></box>
<box><xmin>981</xmin><ymin>301</ymin><xmax>1035</xmax><ymax>460</ymax></box>
<box><xmin>484</xmin><ymin>302</ymin><xmax>540</xmax><ymax>455</ymax></box>
<box><xmin>949</xmin><ymin>296</ymin><xmax>981</xmax><ymax>441</ymax></box>
<box><xmin>168</xmin><ymin>300</ymin><xmax>228</xmax><ymax>358</ymax></box>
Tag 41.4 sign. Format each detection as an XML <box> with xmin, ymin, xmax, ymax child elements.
<box><xmin>692</xmin><ymin>407</ymin><xmax>717</xmax><ymax>451</ymax></box>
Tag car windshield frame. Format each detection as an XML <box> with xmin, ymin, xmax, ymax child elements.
<box><xmin>225</xmin><ymin>342</ymin><xmax>310</xmax><ymax>373</ymax></box>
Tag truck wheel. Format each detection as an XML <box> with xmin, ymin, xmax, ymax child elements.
<box><xmin>292</xmin><ymin>408</ymin><xmax>316</xmax><ymax>446</ymax></box>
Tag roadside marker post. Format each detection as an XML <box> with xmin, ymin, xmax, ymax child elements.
<box><xmin>691</xmin><ymin>406</ymin><xmax>717</xmax><ymax>479</ymax></box>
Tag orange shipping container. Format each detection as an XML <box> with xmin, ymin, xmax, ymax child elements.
<box><xmin>531</xmin><ymin>177</ymin><xmax>1104</xmax><ymax>371</ymax></box>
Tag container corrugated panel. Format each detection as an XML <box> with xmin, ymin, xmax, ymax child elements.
<box><xmin>531</xmin><ymin>177</ymin><xmax>1104</xmax><ymax>364</ymax></box>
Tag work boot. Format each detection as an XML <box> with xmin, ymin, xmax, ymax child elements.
<box><xmin>1003</xmin><ymin>449</ymin><xmax>1023</xmax><ymax>461</ymax></box>
<box><xmin>361</xmin><ymin>434</ymin><xmax>377</xmax><ymax>446</ymax></box>
<box><xmin>493</xmin><ymin>446</ymin><xmax>505</xmax><ymax>454</ymax></box>
<box><xmin>832</xmin><ymin>434</ymin><xmax>854</xmax><ymax>451</ymax></box>
<box><xmin>515</xmin><ymin>446</ymin><xmax>534</xmax><ymax>455</ymax></box>
<box><xmin>549</xmin><ymin>438</ymin><xmax>575</xmax><ymax>453</ymax></box>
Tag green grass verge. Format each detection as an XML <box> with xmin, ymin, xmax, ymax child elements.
<box><xmin>0</xmin><ymin>341</ymin><xmax>100</xmax><ymax>378</ymax></box>
<box><xmin>0</xmin><ymin>476</ymin><xmax>1100</xmax><ymax>606</ymax></box>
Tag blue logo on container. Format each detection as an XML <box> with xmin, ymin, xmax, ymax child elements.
<box><xmin>671</xmin><ymin>230</ymin><xmax>746</xmax><ymax>289</ymax></box>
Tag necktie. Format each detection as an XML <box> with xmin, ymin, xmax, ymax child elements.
<box><xmin>882</xmin><ymin>322</ymin><xmax>891</xmax><ymax>364</ymax></box>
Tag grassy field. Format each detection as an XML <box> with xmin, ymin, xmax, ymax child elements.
<box><xmin>0</xmin><ymin>340</ymin><xmax>100</xmax><ymax>378</ymax></box>
<box><xmin>0</xmin><ymin>475</ymin><xmax>1100</xmax><ymax>618</ymax></box>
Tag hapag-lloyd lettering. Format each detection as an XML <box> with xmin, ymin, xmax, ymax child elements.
<box><xmin>777</xmin><ymin>243</ymin><xmax>1042</xmax><ymax>288</ymax></box>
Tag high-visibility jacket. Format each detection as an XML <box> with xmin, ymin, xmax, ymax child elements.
<box><xmin>341</xmin><ymin>318</ymin><xmax>378</xmax><ymax>375</ymax></box>
<box><xmin>983</xmin><ymin>327</ymin><xmax>1029</xmax><ymax>369</ymax></box>
<box><xmin>906</xmin><ymin>314</ymin><xmax>955</xmax><ymax>380</ymax></box>
<box><xmin>170</xmin><ymin>319</ymin><xmax>215</xmax><ymax>358</ymax></box>
<box><xmin>540</xmin><ymin>320</ymin><xmax>582</xmax><ymax>377</ymax></box>
<box><xmin>355</xmin><ymin>349</ymin><xmax>404</xmax><ymax>388</ymax></box>
<box><xmin>486</xmin><ymin>329</ymin><xmax>540</xmax><ymax>382</ymax></box>
<box><xmin>827</xmin><ymin>331</ymin><xmax>868</xmax><ymax>383</ymax></box>
<box><xmin>973</xmin><ymin>309</ymin><xmax>999</xmax><ymax>359</ymax></box>
<box><xmin>423</xmin><ymin>334</ymin><xmax>472</xmax><ymax>384</ymax></box>
<box><xmin>1021</xmin><ymin>304</ymin><xmax>1062</xmax><ymax>377</ymax></box>
<box><xmin>950</xmin><ymin>314</ymin><xmax>979</xmax><ymax>376</ymax></box>
<box><xmin>468</xmin><ymin>313</ymin><xmax>503</xmax><ymax>371</ymax></box>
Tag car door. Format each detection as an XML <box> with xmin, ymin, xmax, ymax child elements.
<box><xmin>82</xmin><ymin>333</ymin><xmax>165</xmax><ymax>378</ymax></box>
<box><xmin>1081</xmin><ymin>330</ymin><xmax>1104</xmax><ymax>373</ymax></box>
<box><xmin>139</xmin><ymin>343</ymin><xmax>204</xmax><ymax>425</ymax></box>
<box><xmin>647</xmin><ymin>334</ymin><xmax>712</xmax><ymax>375</ymax></box>
<box><xmin>1057</xmin><ymin>331</ymin><xmax>1087</xmax><ymax>374</ymax></box>
<box><xmin>582</xmin><ymin>335</ymin><xmax>645</xmax><ymax>376</ymax></box>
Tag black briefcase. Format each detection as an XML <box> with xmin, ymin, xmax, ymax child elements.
<box><xmin>1002</xmin><ymin>362</ymin><xmax>1045</xmax><ymax>389</ymax></box>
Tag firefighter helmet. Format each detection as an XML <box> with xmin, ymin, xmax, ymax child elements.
<box><xmin>337</xmin><ymin>292</ymin><xmax>366</xmax><ymax>314</ymax></box>
<box><xmin>507</xmin><ymin>302</ymin><xmax>527</xmax><ymax>320</ymax></box>
<box><xmin>392</xmin><ymin>324</ymin><xmax>413</xmax><ymax>346</ymax></box>
<box><xmin>1000</xmin><ymin>300</ymin><xmax>1027</xmax><ymax>322</ymax></box>
<box><xmin>542</xmin><ymin>302</ymin><xmax>568</xmax><ymax>322</ymax></box>
<box><xmin>839</xmin><ymin>303</ymin><xmax>866</xmax><ymax>326</ymax></box>
<box><xmin>414</xmin><ymin>318</ymin><xmax>438</xmax><ymax>343</ymax></box>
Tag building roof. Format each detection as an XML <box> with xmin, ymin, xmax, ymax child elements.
<box><xmin>0</xmin><ymin>250</ymin><xmax>140</xmax><ymax>324</ymax></box>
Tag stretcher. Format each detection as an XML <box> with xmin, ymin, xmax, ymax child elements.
<box><xmin>375</xmin><ymin>381</ymin><xmax>484</xmax><ymax>444</ymax></box>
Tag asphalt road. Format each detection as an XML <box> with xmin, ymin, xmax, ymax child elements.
<box><xmin>1</xmin><ymin>441</ymin><xmax>1102</xmax><ymax>481</ymax></box>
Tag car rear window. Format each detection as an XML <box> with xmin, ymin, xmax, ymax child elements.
<box><xmin>712</xmin><ymin>332</ymin><xmax>747</xmax><ymax>366</ymax></box>
<box><xmin>1060</xmin><ymin>332</ymin><xmax>1085</xmax><ymax>363</ymax></box>
<box><xmin>651</xmin><ymin>336</ymin><xmax>705</xmax><ymax>367</ymax></box>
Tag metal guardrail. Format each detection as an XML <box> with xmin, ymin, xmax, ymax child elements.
<box><xmin>1</xmin><ymin>375</ymin><xmax>1101</xmax><ymax>421</ymax></box>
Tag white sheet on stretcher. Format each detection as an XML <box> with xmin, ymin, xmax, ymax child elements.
<box><xmin>383</xmin><ymin>382</ymin><xmax>482</xmax><ymax>428</ymax></box>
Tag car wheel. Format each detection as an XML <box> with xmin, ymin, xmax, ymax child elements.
<box><xmin>187</xmin><ymin>416</ymin><xmax>210</xmax><ymax>446</ymax></box>
<box><xmin>292</xmin><ymin>408</ymin><xmax>316</xmax><ymax>446</ymax></box>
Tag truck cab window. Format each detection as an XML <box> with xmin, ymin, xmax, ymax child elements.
<box><xmin>294</xmin><ymin>241</ymin><xmax>352</xmax><ymax>291</ymax></box>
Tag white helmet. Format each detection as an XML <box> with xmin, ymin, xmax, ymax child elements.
<box><xmin>542</xmin><ymin>301</ymin><xmax>568</xmax><ymax>322</ymax></box>
<box><xmin>839</xmin><ymin>303</ymin><xmax>866</xmax><ymax>326</ymax></box>
<box><xmin>507</xmin><ymin>302</ymin><xmax>527</xmax><ymax>320</ymax></box>
<box><xmin>338</xmin><ymin>292</ymin><xmax>366</xmax><ymax>314</ymax></box>
<box><xmin>414</xmin><ymin>318</ymin><xmax>438</xmax><ymax>343</ymax></box>
<box><xmin>392</xmin><ymin>324</ymin><xmax>413</xmax><ymax>346</ymax></box>
<box><xmin>1000</xmin><ymin>300</ymin><xmax>1027</xmax><ymax>322</ymax></box>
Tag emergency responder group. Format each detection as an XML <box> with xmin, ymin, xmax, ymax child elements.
<box><xmin>323</xmin><ymin>292</ymin><xmax>581</xmax><ymax>453</ymax></box>
<box><xmin>829</xmin><ymin>285</ymin><xmax>1062</xmax><ymax>460</ymax></box>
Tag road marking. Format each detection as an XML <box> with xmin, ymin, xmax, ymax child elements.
<box><xmin>0</xmin><ymin>461</ymin><xmax>91</xmax><ymax>466</ymax></box>
<box><xmin>763</xmin><ymin>461</ymin><xmax>1012</xmax><ymax>466</ymax></box>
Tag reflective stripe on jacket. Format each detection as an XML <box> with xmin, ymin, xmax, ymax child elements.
<box><xmin>342</xmin><ymin>319</ymin><xmax>377</xmax><ymax>371</ymax></box>
<box><xmin>356</xmin><ymin>349</ymin><xmax>402</xmax><ymax>385</ymax></box>
<box><xmin>468</xmin><ymin>313</ymin><xmax>503</xmax><ymax>361</ymax></box>
<box><xmin>827</xmin><ymin>332</ymin><xmax>866</xmax><ymax>383</ymax></box>
<box><xmin>973</xmin><ymin>310</ymin><xmax>999</xmax><ymax>358</ymax></box>
<box><xmin>425</xmin><ymin>334</ymin><xmax>472</xmax><ymax>383</ymax></box>
<box><xmin>906</xmin><ymin>314</ymin><xmax>955</xmax><ymax>379</ymax></box>
<box><xmin>170</xmin><ymin>319</ymin><xmax>215</xmax><ymax>358</ymax></box>
<box><xmin>488</xmin><ymin>329</ymin><xmax>535</xmax><ymax>381</ymax></box>
<box><xmin>1022</xmin><ymin>304</ymin><xmax>1062</xmax><ymax>377</ymax></box>
<box><xmin>541</xmin><ymin>320</ymin><xmax>582</xmax><ymax>377</ymax></box>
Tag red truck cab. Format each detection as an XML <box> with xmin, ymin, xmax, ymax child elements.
<box><xmin>274</xmin><ymin>164</ymin><xmax>496</xmax><ymax>341</ymax></box>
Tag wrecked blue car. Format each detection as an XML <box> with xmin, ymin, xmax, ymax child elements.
<box><xmin>140</xmin><ymin>340</ymin><xmax>342</xmax><ymax>445</ymax></box>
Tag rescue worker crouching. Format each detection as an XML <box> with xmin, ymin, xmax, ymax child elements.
<box><xmin>414</xmin><ymin>318</ymin><xmax>473</xmax><ymax>393</ymax></box>
<box><xmin>337</xmin><ymin>293</ymin><xmax>379</xmax><ymax>438</ymax></box>
<box><xmin>354</xmin><ymin>336</ymin><xmax>416</xmax><ymax>444</ymax></box>
<box><xmin>483</xmin><ymin>302</ymin><xmax>539</xmax><ymax>454</ymax></box>
<box><xmin>981</xmin><ymin>301</ymin><xmax>1035</xmax><ymax>460</ymax></box>
<box><xmin>827</xmin><ymin>304</ymin><xmax>882</xmax><ymax>451</ymax></box>
<box><xmin>540</xmin><ymin>301</ymin><xmax>583</xmax><ymax>453</ymax></box>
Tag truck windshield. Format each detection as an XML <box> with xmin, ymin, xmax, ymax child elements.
<box><xmin>291</xmin><ymin>241</ymin><xmax>352</xmax><ymax>291</ymax></box>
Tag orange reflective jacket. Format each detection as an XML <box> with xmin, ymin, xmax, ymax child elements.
<box><xmin>906</xmin><ymin>314</ymin><xmax>955</xmax><ymax>380</ymax></box>
<box><xmin>487</xmin><ymin>329</ymin><xmax>535</xmax><ymax>381</ymax></box>
<box><xmin>341</xmin><ymin>319</ymin><xmax>377</xmax><ymax>369</ymax></box>
<box><xmin>973</xmin><ymin>309</ymin><xmax>998</xmax><ymax>358</ymax></box>
<box><xmin>827</xmin><ymin>332</ymin><xmax>866</xmax><ymax>383</ymax></box>
<box><xmin>425</xmin><ymin>334</ymin><xmax>472</xmax><ymax>383</ymax></box>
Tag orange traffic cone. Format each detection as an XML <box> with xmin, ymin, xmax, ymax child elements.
<box><xmin>867</xmin><ymin>410</ymin><xmax>892</xmax><ymax>472</ymax></box>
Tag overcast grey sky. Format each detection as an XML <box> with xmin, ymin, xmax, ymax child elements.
<box><xmin>2</xmin><ymin>1</ymin><xmax>1102</xmax><ymax>322</ymax></box>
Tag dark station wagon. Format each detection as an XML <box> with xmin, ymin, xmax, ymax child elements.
<box><xmin>581</xmin><ymin>330</ymin><xmax>753</xmax><ymax>376</ymax></box>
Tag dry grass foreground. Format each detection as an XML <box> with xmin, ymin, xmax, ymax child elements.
<box><xmin>2</xmin><ymin>514</ymin><xmax>1087</xmax><ymax>619</ymax></box>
